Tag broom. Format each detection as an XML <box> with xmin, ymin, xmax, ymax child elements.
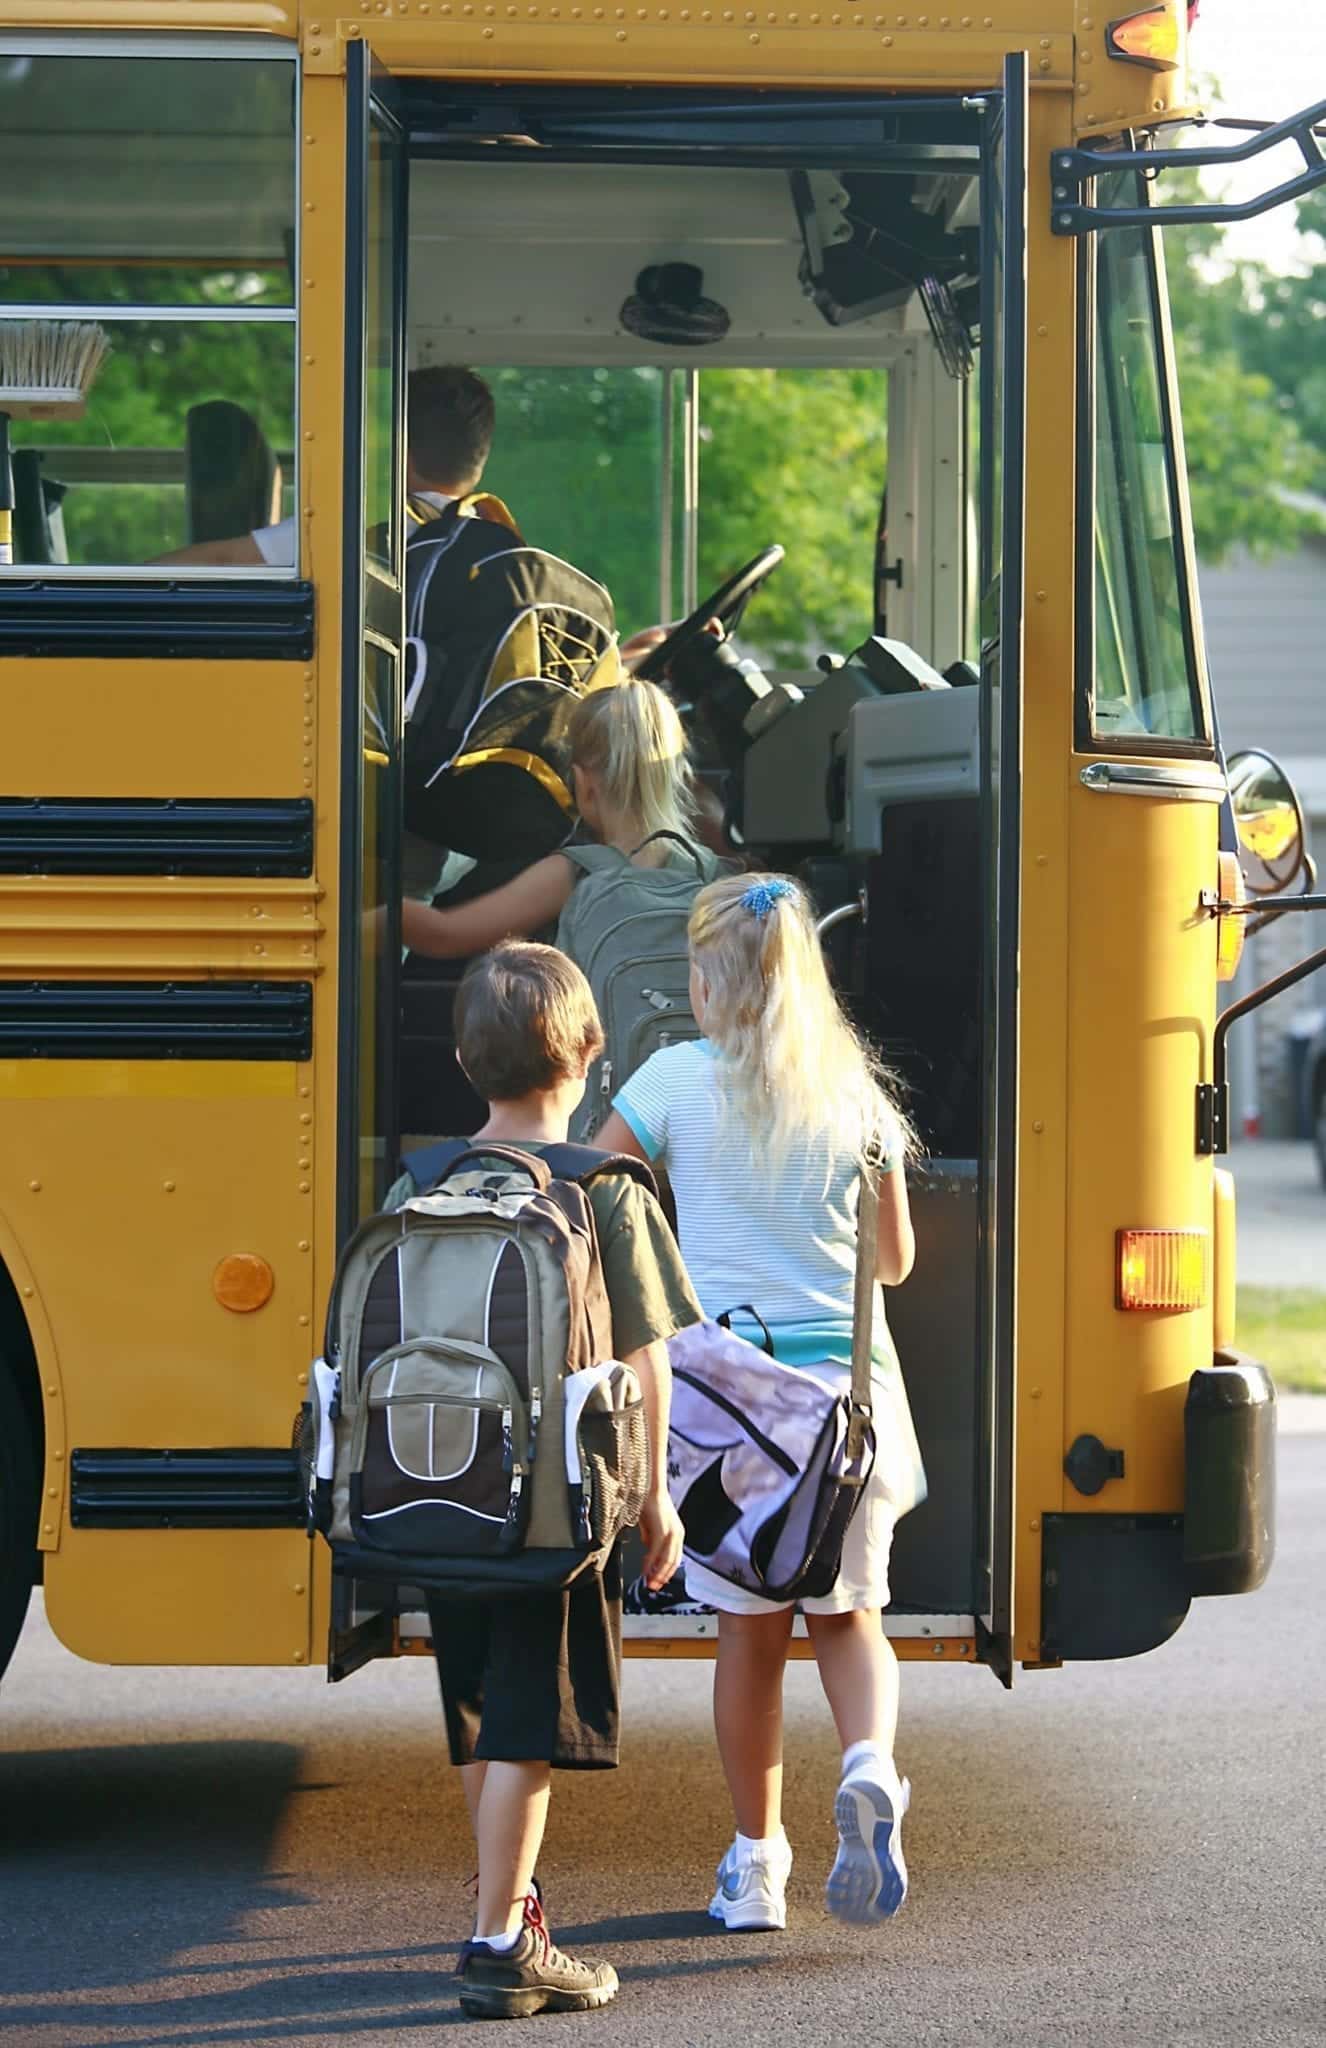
<box><xmin>0</xmin><ymin>321</ymin><xmax>110</xmax><ymax>565</ymax></box>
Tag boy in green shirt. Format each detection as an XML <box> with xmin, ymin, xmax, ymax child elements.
<box><xmin>397</xmin><ymin>941</ymin><xmax>698</xmax><ymax>2021</ymax></box>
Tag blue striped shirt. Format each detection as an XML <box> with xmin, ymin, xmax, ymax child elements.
<box><xmin>612</xmin><ymin>1039</ymin><xmax>900</xmax><ymax>1368</ymax></box>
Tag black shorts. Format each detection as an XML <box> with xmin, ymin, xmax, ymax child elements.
<box><xmin>426</xmin><ymin>1551</ymin><xmax>622</xmax><ymax>1772</ymax></box>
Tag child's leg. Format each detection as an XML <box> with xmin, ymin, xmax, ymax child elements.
<box><xmin>713</xmin><ymin>1607</ymin><xmax>795</xmax><ymax>1837</ymax></box>
<box><xmin>804</xmin><ymin>1608</ymin><xmax>900</xmax><ymax>1759</ymax></box>
<box><xmin>809</xmin><ymin>1611</ymin><xmax>909</xmax><ymax>1925</ymax></box>
<box><xmin>461</xmin><ymin>1759</ymin><xmax>487</xmax><ymax>1839</ymax></box>
<box><xmin>473</xmin><ymin>1761</ymin><xmax>553</xmax><ymax>1940</ymax></box>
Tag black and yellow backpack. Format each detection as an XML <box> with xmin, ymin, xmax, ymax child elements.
<box><xmin>403</xmin><ymin>494</ymin><xmax>619</xmax><ymax>862</ymax></box>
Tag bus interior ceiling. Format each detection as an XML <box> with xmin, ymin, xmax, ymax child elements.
<box><xmin>403</xmin><ymin>148</ymin><xmax>988</xmax><ymax>1620</ymax></box>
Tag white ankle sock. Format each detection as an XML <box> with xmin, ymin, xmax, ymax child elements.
<box><xmin>735</xmin><ymin>1828</ymin><xmax>788</xmax><ymax>1861</ymax></box>
<box><xmin>475</xmin><ymin>1927</ymin><xmax>523</xmax><ymax>1952</ymax></box>
<box><xmin>841</xmin><ymin>1739</ymin><xmax>893</xmax><ymax>1781</ymax></box>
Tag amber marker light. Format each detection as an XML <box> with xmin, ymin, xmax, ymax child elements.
<box><xmin>1107</xmin><ymin>5</ymin><xmax>1182</xmax><ymax>68</ymax></box>
<box><xmin>1116</xmin><ymin>1229</ymin><xmax>1209</xmax><ymax>1311</ymax></box>
<box><xmin>1216</xmin><ymin>850</ymin><xmax>1246</xmax><ymax>983</ymax></box>
<box><xmin>213</xmin><ymin>1253</ymin><xmax>275</xmax><ymax>1313</ymax></box>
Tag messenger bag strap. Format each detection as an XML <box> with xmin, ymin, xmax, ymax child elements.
<box><xmin>846</xmin><ymin>1163</ymin><xmax>879</xmax><ymax>1463</ymax></box>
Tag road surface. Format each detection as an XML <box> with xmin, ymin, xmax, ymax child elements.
<box><xmin>2</xmin><ymin>1419</ymin><xmax>1324</xmax><ymax>2047</ymax></box>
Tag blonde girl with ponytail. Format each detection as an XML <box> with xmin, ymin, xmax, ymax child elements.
<box><xmin>597</xmin><ymin>872</ymin><xmax>924</xmax><ymax>1936</ymax></box>
<box><xmin>400</xmin><ymin>675</ymin><xmax>700</xmax><ymax>958</ymax></box>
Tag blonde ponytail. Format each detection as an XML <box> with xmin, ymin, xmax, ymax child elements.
<box><xmin>688</xmin><ymin>872</ymin><xmax>917</xmax><ymax>1172</ymax></box>
<box><xmin>568</xmin><ymin>677</ymin><xmax>697</xmax><ymax>844</ymax></box>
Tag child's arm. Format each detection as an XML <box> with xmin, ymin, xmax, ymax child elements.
<box><xmin>594</xmin><ymin>1109</ymin><xmax>649</xmax><ymax>1162</ymax></box>
<box><xmin>621</xmin><ymin>1339</ymin><xmax>685</xmax><ymax>1592</ymax></box>
<box><xmin>876</xmin><ymin>1165</ymin><xmax>916</xmax><ymax>1287</ymax></box>
<box><xmin>400</xmin><ymin>853</ymin><xmax>577</xmax><ymax>959</ymax></box>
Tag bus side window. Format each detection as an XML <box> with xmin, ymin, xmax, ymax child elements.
<box><xmin>0</xmin><ymin>49</ymin><xmax>297</xmax><ymax>574</ymax></box>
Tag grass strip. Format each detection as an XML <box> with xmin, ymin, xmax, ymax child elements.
<box><xmin>1235</xmin><ymin>1286</ymin><xmax>1326</xmax><ymax>1395</ymax></box>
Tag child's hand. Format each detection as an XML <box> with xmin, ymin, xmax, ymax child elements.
<box><xmin>638</xmin><ymin>1489</ymin><xmax>685</xmax><ymax>1591</ymax></box>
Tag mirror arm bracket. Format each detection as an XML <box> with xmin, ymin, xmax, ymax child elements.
<box><xmin>1201</xmin><ymin>891</ymin><xmax>1326</xmax><ymax>919</ymax></box>
<box><xmin>1197</xmin><ymin>941</ymin><xmax>1326</xmax><ymax>1156</ymax></box>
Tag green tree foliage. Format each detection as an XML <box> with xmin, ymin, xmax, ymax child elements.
<box><xmin>696</xmin><ymin>369</ymin><xmax>888</xmax><ymax>665</ymax></box>
<box><xmin>1161</xmin><ymin>177</ymin><xmax>1320</xmax><ymax>560</ymax></box>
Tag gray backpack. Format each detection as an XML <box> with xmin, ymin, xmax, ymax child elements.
<box><xmin>557</xmin><ymin>831</ymin><xmax>725</xmax><ymax>1141</ymax></box>
<box><xmin>305</xmin><ymin>1143</ymin><xmax>652</xmax><ymax>1596</ymax></box>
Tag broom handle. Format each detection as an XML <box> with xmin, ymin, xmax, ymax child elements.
<box><xmin>0</xmin><ymin>413</ymin><xmax>12</xmax><ymax>567</ymax></box>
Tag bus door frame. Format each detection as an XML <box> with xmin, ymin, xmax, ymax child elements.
<box><xmin>975</xmin><ymin>53</ymin><xmax>1028</xmax><ymax>1682</ymax></box>
<box><xmin>337</xmin><ymin>40</ymin><xmax>409</xmax><ymax>1248</ymax></box>
<box><xmin>329</xmin><ymin>42</ymin><xmax>409</xmax><ymax>1680</ymax></box>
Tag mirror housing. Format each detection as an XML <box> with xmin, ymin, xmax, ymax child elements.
<box><xmin>1227</xmin><ymin>749</ymin><xmax>1308</xmax><ymax>898</ymax></box>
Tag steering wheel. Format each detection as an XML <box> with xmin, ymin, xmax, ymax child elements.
<box><xmin>635</xmin><ymin>544</ymin><xmax>785</xmax><ymax>682</ymax></box>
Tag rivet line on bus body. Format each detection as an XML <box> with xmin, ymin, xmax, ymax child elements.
<box><xmin>1029</xmin><ymin>1386</ymin><xmax>1042</xmax><ymax>1399</ymax></box>
<box><xmin>1039</xmin><ymin>33</ymin><xmax>1049</xmax><ymax>44</ymax></box>
<box><xmin>299</xmin><ymin>1314</ymin><xmax>310</xmax><ymax>1327</ymax></box>
<box><xmin>293</xmin><ymin>1651</ymin><xmax>306</xmax><ymax>1663</ymax></box>
<box><xmin>28</xmin><ymin>1181</ymin><xmax>39</xmax><ymax>1192</ymax></box>
<box><xmin>164</xmin><ymin>1179</ymin><xmax>176</xmax><ymax>1192</ymax></box>
<box><xmin>1081</xmin><ymin>14</ymin><xmax>1093</xmax><ymax>26</ymax></box>
<box><xmin>22</xmin><ymin>1286</ymin><xmax>32</xmax><ymax>1298</ymax></box>
<box><xmin>1080</xmin><ymin>48</ymin><xmax>1092</xmax><ymax>62</ymax></box>
<box><xmin>1039</xmin><ymin>58</ymin><xmax>1050</xmax><ymax>69</ymax></box>
<box><xmin>1033</xmin><ymin>1120</ymin><xmax>1044</xmax><ymax>1133</ymax></box>
<box><xmin>1029</xmin><ymin>1518</ymin><xmax>1040</xmax><ymax>1531</ymax></box>
<box><xmin>294</xmin><ymin>1582</ymin><xmax>306</xmax><ymax>1595</ymax></box>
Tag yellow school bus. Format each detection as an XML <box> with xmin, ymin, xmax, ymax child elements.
<box><xmin>2</xmin><ymin>0</ymin><xmax>1322</xmax><ymax>1690</ymax></box>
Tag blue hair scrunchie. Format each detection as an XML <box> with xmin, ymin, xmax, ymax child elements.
<box><xmin>740</xmin><ymin>878</ymin><xmax>796</xmax><ymax>921</ymax></box>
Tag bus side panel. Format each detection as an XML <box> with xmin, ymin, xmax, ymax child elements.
<box><xmin>7</xmin><ymin>1066</ymin><xmax>318</xmax><ymax>1666</ymax></box>
<box><xmin>1056</xmin><ymin>780</ymin><xmax>1218</xmax><ymax>1656</ymax></box>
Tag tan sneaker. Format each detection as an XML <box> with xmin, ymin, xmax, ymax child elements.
<box><xmin>457</xmin><ymin>1894</ymin><xmax>619</xmax><ymax>2019</ymax></box>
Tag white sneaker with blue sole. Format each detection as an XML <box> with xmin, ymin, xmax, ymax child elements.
<box><xmin>826</xmin><ymin>1761</ymin><xmax>910</xmax><ymax>1924</ymax></box>
<box><xmin>708</xmin><ymin>1836</ymin><xmax>793</xmax><ymax>1931</ymax></box>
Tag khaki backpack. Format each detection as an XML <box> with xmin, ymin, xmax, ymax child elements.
<box><xmin>306</xmin><ymin>1143</ymin><xmax>653</xmax><ymax>1595</ymax></box>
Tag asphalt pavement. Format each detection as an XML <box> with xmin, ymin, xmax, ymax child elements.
<box><xmin>3</xmin><ymin>1410</ymin><xmax>1324</xmax><ymax>2048</ymax></box>
<box><xmin>1228</xmin><ymin>1139</ymin><xmax>1325</xmax><ymax>1289</ymax></box>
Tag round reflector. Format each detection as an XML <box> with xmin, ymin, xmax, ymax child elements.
<box><xmin>213</xmin><ymin>1253</ymin><xmax>275</xmax><ymax>1314</ymax></box>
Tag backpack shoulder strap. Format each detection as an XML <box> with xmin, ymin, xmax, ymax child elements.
<box><xmin>559</xmin><ymin>842</ymin><xmax>629</xmax><ymax>880</ymax></box>
<box><xmin>538</xmin><ymin>1143</ymin><xmax>658</xmax><ymax>1199</ymax></box>
<box><xmin>398</xmin><ymin>1138</ymin><xmax>554</xmax><ymax>1194</ymax></box>
<box><xmin>399</xmin><ymin>1137</ymin><xmax>469</xmax><ymax>1191</ymax></box>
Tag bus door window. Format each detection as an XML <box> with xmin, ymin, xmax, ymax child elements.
<box><xmin>1086</xmin><ymin>171</ymin><xmax>1207</xmax><ymax>747</ymax></box>
<box><xmin>0</xmin><ymin>48</ymin><xmax>297</xmax><ymax>571</ymax></box>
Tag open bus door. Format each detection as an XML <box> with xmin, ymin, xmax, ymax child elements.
<box><xmin>973</xmin><ymin>54</ymin><xmax>1028</xmax><ymax>1682</ymax></box>
<box><xmin>330</xmin><ymin>41</ymin><xmax>409</xmax><ymax>1678</ymax></box>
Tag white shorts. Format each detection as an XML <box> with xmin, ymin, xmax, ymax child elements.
<box><xmin>682</xmin><ymin>1439</ymin><xmax>897</xmax><ymax>1619</ymax></box>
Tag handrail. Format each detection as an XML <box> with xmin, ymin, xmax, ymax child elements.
<box><xmin>1051</xmin><ymin>95</ymin><xmax>1326</xmax><ymax>236</ymax></box>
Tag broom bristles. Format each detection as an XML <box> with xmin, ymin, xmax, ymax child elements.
<box><xmin>0</xmin><ymin>320</ymin><xmax>110</xmax><ymax>415</ymax></box>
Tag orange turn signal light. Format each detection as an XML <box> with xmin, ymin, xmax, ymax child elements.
<box><xmin>1107</xmin><ymin>5</ymin><xmax>1182</xmax><ymax>69</ymax></box>
<box><xmin>213</xmin><ymin>1252</ymin><xmax>275</xmax><ymax>1314</ymax></box>
<box><xmin>1116</xmin><ymin>1228</ymin><xmax>1209</xmax><ymax>1311</ymax></box>
<box><xmin>1216</xmin><ymin>849</ymin><xmax>1246</xmax><ymax>984</ymax></box>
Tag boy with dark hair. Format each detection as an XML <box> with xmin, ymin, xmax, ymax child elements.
<box><xmin>399</xmin><ymin>941</ymin><xmax>698</xmax><ymax>2021</ymax></box>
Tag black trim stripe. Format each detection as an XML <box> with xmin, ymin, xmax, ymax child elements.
<box><xmin>0</xmin><ymin>798</ymin><xmax>314</xmax><ymax>877</ymax></box>
<box><xmin>0</xmin><ymin>581</ymin><xmax>314</xmax><ymax>661</ymax></box>
<box><xmin>70</xmin><ymin>1449</ymin><xmax>303</xmax><ymax>1529</ymax></box>
<box><xmin>0</xmin><ymin>981</ymin><xmax>312</xmax><ymax>1060</ymax></box>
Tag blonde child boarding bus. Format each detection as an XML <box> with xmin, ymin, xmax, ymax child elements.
<box><xmin>597</xmin><ymin>872</ymin><xmax>924</xmax><ymax>1933</ymax></box>
<box><xmin>399</xmin><ymin>676</ymin><xmax>708</xmax><ymax>959</ymax></box>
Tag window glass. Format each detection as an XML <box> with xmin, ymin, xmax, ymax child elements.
<box><xmin>477</xmin><ymin>366</ymin><xmax>676</xmax><ymax>638</ymax></box>
<box><xmin>1090</xmin><ymin>180</ymin><xmax>1201</xmax><ymax>742</ymax></box>
<box><xmin>697</xmin><ymin>368</ymin><xmax>887</xmax><ymax>668</ymax></box>
<box><xmin>0</xmin><ymin>54</ymin><xmax>296</xmax><ymax>574</ymax></box>
<box><xmin>6</xmin><ymin>322</ymin><xmax>296</xmax><ymax>567</ymax></box>
<box><xmin>364</xmin><ymin>123</ymin><xmax>401</xmax><ymax>568</ymax></box>
<box><xmin>356</xmin><ymin>638</ymin><xmax>401</xmax><ymax>1220</ymax></box>
<box><xmin>0</xmin><ymin>56</ymin><xmax>294</xmax><ymax>307</ymax></box>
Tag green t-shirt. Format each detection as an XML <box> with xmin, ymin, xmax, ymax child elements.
<box><xmin>386</xmin><ymin>1142</ymin><xmax>701</xmax><ymax>1361</ymax></box>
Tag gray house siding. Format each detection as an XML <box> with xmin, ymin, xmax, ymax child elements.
<box><xmin>1199</xmin><ymin>534</ymin><xmax>1326</xmax><ymax>1138</ymax></box>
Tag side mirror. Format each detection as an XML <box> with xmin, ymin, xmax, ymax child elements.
<box><xmin>1227</xmin><ymin>748</ymin><xmax>1307</xmax><ymax>898</ymax></box>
